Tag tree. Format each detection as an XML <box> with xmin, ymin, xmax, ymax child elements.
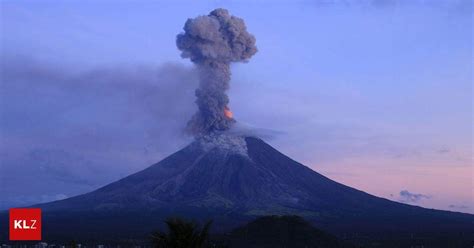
<box><xmin>151</xmin><ymin>218</ymin><xmax>212</xmax><ymax>248</ymax></box>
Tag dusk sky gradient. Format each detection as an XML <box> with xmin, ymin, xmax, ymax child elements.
<box><xmin>0</xmin><ymin>0</ymin><xmax>472</xmax><ymax>213</ymax></box>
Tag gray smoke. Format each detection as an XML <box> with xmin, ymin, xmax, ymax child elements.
<box><xmin>176</xmin><ymin>8</ymin><xmax>257</xmax><ymax>136</ymax></box>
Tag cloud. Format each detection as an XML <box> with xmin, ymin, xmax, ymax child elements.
<box><xmin>398</xmin><ymin>190</ymin><xmax>431</xmax><ymax>203</ymax></box>
<box><xmin>0</xmin><ymin>55</ymin><xmax>200</xmax><ymax>208</ymax></box>
<box><xmin>176</xmin><ymin>8</ymin><xmax>257</xmax><ymax>135</ymax></box>
<box><xmin>436</xmin><ymin>148</ymin><xmax>450</xmax><ymax>154</ymax></box>
<box><xmin>0</xmin><ymin>194</ymin><xmax>68</xmax><ymax>210</ymax></box>
<box><xmin>1</xmin><ymin>54</ymin><xmax>198</xmax><ymax>154</ymax></box>
<box><xmin>227</xmin><ymin>122</ymin><xmax>285</xmax><ymax>140</ymax></box>
<box><xmin>448</xmin><ymin>204</ymin><xmax>469</xmax><ymax>210</ymax></box>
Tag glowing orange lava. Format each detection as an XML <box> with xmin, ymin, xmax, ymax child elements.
<box><xmin>224</xmin><ymin>106</ymin><xmax>233</xmax><ymax>119</ymax></box>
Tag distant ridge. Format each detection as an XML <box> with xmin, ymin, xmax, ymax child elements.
<box><xmin>223</xmin><ymin>215</ymin><xmax>346</xmax><ymax>248</ymax></box>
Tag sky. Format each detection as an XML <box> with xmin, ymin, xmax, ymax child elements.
<box><xmin>0</xmin><ymin>0</ymin><xmax>472</xmax><ymax>213</ymax></box>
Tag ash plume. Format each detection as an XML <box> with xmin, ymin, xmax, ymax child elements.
<box><xmin>176</xmin><ymin>8</ymin><xmax>257</xmax><ymax>136</ymax></box>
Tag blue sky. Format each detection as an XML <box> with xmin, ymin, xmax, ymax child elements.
<box><xmin>0</xmin><ymin>0</ymin><xmax>472</xmax><ymax>213</ymax></box>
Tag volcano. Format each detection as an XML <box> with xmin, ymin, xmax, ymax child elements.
<box><xmin>2</xmin><ymin>134</ymin><xmax>472</xmax><ymax>244</ymax></box>
<box><xmin>36</xmin><ymin>134</ymin><xmax>385</xmax><ymax>214</ymax></box>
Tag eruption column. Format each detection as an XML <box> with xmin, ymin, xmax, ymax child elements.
<box><xmin>176</xmin><ymin>8</ymin><xmax>257</xmax><ymax>136</ymax></box>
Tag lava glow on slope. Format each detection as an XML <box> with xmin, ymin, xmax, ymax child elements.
<box><xmin>224</xmin><ymin>106</ymin><xmax>233</xmax><ymax>119</ymax></box>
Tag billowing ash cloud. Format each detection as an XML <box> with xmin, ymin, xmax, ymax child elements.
<box><xmin>176</xmin><ymin>8</ymin><xmax>257</xmax><ymax>136</ymax></box>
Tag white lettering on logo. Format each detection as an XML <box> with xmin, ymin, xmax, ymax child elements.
<box><xmin>30</xmin><ymin>220</ymin><xmax>37</xmax><ymax>229</ymax></box>
<box><xmin>13</xmin><ymin>220</ymin><xmax>37</xmax><ymax>229</ymax></box>
<box><xmin>14</xmin><ymin>220</ymin><xmax>22</xmax><ymax>229</ymax></box>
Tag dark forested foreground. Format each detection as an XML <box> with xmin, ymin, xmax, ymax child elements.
<box><xmin>3</xmin><ymin>215</ymin><xmax>472</xmax><ymax>248</ymax></box>
<box><xmin>151</xmin><ymin>216</ymin><xmax>346</xmax><ymax>248</ymax></box>
<box><xmin>150</xmin><ymin>215</ymin><xmax>473</xmax><ymax>248</ymax></box>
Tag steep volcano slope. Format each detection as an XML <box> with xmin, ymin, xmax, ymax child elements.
<box><xmin>34</xmin><ymin>136</ymin><xmax>400</xmax><ymax>214</ymax></box>
<box><xmin>1</xmin><ymin>135</ymin><xmax>472</xmax><ymax>243</ymax></box>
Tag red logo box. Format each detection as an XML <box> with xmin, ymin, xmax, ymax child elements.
<box><xmin>9</xmin><ymin>208</ymin><xmax>42</xmax><ymax>241</ymax></box>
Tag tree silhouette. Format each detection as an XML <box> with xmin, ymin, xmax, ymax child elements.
<box><xmin>151</xmin><ymin>218</ymin><xmax>212</xmax><ymax>248</ymax></box>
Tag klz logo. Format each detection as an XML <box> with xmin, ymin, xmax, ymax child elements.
<box><xmin>9</xmin><ymin>208</ymin><xmax>42</xmax><ymax>240</ymax></box>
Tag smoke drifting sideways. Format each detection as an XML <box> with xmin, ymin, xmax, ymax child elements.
<box><xmin>0</xmin><ymin>56</ymin><xmax>201</xmax><ymax>208</ymax></box>
<box><xmin>176</xmin><ymin>8</ymin><xmax>257</xmax><ymax>136</ymax></box>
